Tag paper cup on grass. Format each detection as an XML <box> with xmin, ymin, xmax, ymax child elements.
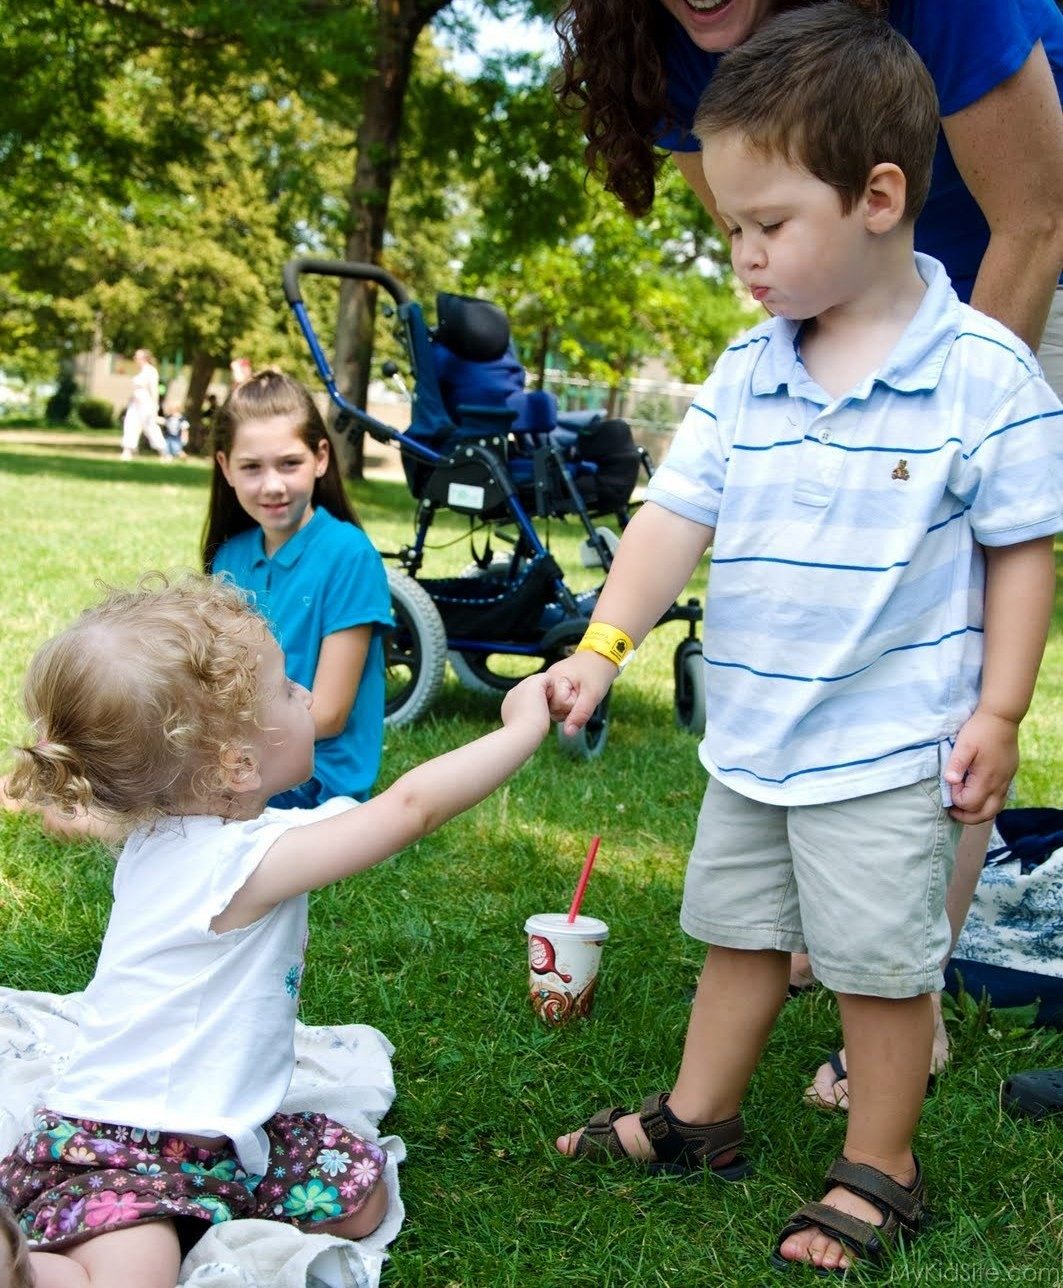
<box><xmin>525</xmin><ymin>913</ymin><xmax>609</xmax><ymax>1024</ymax></box>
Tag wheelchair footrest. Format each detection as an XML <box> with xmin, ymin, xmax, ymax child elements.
<box><xmin>418</xmin><ymin>554</ymin><xmax>563</xmax><ymax>641</ymax></box>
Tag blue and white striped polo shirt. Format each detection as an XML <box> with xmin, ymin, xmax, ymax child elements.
<box><xmin>646</xmin><ymin>255</ymin><xmax>1063</xmax><ymax>806</ymax></box>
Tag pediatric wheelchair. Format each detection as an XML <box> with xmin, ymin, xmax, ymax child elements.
<box><xmin>283</xmin><ymin>258</ymin><xmax>704</xmax><ymax>759</ymax></box>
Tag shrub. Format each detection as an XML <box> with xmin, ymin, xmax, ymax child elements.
<box><xmin>76</xmin><ymin>397</ymin><xmax>116</xmax><ymax>429</ymax></box>
<box><xmin>45</xmin><ymin>371</ymin><xmax>77</xmax><ymax>425</ymax></box>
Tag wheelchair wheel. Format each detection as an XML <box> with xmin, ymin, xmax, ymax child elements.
<box><xmin>384</xmin><ymin>569</ymin><xmax>447</xmax><ymax>727</ymax></box>
<box><xmin>448</xmin><ymin>649</ymin><xmax>545</xmax><ymax>694</ymax></box>
<box><xmin>673</xmin><ymin>638</ymin><xmax>706</xmax><ymax>734</ymax></box>
<box><xmin>556</xmin><ymin>692</ymin><xmax>610</xmax><ymax>760</ymax></box>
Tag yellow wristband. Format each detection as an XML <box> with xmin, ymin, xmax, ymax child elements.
<box><xmin>575</xmin><ymin>623</ymin><xmax>636</xmax><ymax>669</ymax></box>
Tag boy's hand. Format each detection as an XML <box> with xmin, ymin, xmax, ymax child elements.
<box><xmin>944</xmin><ymin>709</ymin><xmax>1020</xmax><ymax>824</ymax></box>
<box><xmin>546</xmin><ymin>651</ymin><xmax>619</xmax><ymax>736</ymax></box>
<box><xmin>500</xmin><ymin>673</ymin><xmax>554</xmax><ymax>741</ymax></box>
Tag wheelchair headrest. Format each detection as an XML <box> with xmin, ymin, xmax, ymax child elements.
<box><xmin>435</xmin><ymin>292</ymin><xmax>511</xmax><ymax>363</ymax></box>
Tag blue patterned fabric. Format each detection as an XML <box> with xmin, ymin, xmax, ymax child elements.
<box><xmin>953</xmin><ymin>810</ymin><xmax>1063</xmax><ymax>981</ymax></box>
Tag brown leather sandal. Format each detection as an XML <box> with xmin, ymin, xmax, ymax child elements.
<box><xmin>770</xmin><ymin>1156</ymin><xmax>930</xmax><ymax>1273</ymax></box>
<box><xmin>570</xmin><ymin>1091</ymin><xmax>752</xmax><ymax>1179</ymax></box>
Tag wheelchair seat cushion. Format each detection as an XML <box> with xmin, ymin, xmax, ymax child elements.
<box><xmin>434</xmin><ymin>343</ymin><xmax>525</xmax><ymax>426</ymax></box>
<box><xmin>509</xmin><ymin>389</ymin><xmax>557</xmax><ymax>435</ymax></box>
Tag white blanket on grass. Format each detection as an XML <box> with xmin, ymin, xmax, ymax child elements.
<box><xmin>0</xmin><ymin>989</ymin><xmax>405</xmax><ymax>1288</ymax></box>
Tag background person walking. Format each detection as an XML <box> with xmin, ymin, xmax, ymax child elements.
<box><xmin>120</xmin><ymin>349</ymin><xmax>167</xmax><ymax>461</ymax></box>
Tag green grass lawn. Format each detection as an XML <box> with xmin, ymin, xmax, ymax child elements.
<box><xmin>1</xmin><ymin>440</ymin><xmax>1060</xmax><ymax>1286</ymax></box>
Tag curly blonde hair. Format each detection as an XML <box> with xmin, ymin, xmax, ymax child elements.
<box><xmin>0</xmin><ymin>1205</ymin><xmax>32</xmax><ymax>1288</ymax></box>
<box><xmin>7</xmin><ymin>574</ymin><xmax>270</xmax><ymax>826</ymax></box>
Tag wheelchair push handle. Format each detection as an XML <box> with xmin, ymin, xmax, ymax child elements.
<box><xmin>282</xmin><ymin>258</ymin><xmax>411</xmax><ymax>309</ymax></box>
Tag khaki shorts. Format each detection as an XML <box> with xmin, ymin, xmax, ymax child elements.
<box><xmin>680</xmin><ymin>776</ymin><xmax>961</xmax><ymax>998</ymax></box>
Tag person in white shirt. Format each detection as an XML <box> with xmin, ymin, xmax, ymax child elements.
<box><xmin>120</xmin><ymin>349</ymin><xmax>167</xmax><ymax>461</ymax></box>
<box><xmin>0</xmin><ymin>575</ymin><xmax>552</xmax><ymax>1287</ymax></box>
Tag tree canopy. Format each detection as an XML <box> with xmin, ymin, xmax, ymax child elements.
<box><xmin>0</xmin><ymin>0</ymin><xmax>754</xmax><ymax>452</ymax></box>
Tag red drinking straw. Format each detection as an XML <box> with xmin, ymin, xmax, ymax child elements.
<box><xmin>566</xmin><ymin>835</ymin><xmax>601</xmax><ymax>923</ymax></box>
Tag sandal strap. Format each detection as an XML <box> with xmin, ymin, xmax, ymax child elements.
<box><xmin>777</xmin><ymin>1201</ymin><xmax>889</xmax><ymax>1262</ymax></box>
<box><xmin>573</xmin><ymin>1106</ymin><xmax>631</xmax><ymax>1161</ymax></box>
<box><xmin>638</xmin><ymin>1092</ymin><xmax>744</xmax><ymax>1169</ymax></box>
<box><xmin>825</xmin><ymin>1156</ymin><xmax>926</xmax><ymax>1230</ymax></box>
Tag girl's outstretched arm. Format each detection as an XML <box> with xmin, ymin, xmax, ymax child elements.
<box><xmin>216</xmin><ymin>674</ymin><xmax>554</xmax><ymax>926</ymax></box>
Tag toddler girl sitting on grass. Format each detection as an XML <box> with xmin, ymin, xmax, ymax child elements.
<box><xmin>0</xmin><ymin>574</ymin><xmax>552</xmax><ymax>1288</ymax></box>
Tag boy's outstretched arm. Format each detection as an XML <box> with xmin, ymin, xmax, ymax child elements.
<box><xmin>548</xmin><ymin>503</ymin><xmax>714</xmax><ymax>736</ymax></box>
<box><xmin>224</xmin><ymin>674</ymin><xmax>554</xmax><ymax>921</ymax></box>
<box><xmin>945</xmin><ymin>536</ymin><xmax>1056</xmax><ymax>824</ymax></box>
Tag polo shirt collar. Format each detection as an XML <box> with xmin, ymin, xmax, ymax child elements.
<box><xmin>250</xmin><ymin>505</ymin><xmax>327</xmax><ymax>569</ymax></box>
<box><xmin>749</xmin><ymin>318</ymin><xmax>804</xmax><ymax>397</ymax></box>
<box><xmin>749</xmin><ymin>253</ymin><xmax>960</xmax><ymax>400</ymax></box>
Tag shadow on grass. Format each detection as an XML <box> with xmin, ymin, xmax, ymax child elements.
<box><xmin>0</xmin><ymin>448</ymin><xmax>211</xmax><ymax>490</ymax></box>
<box><xmin>0</xmin><ymin>446</ymin><xmax>427</xmax><ymax>514</ymax></box>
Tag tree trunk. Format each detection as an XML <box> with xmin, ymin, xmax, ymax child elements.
<box><xmin>606</xmin><ymin>352</ymin><xmax>635</xmax><ymax>418</ymax></box>
<box><xmin>184</xmin><ymin>350</ymin><xmax>217</xmax><ymax>454</ymax></box>
<box><xmin>531</xmin><ymin>324</ymin><xmax>552</xmax><ymax>389</ymax></box>
<box><xmin>332</xmin><ymin>0</ymin><xmax>449</xmax><ymax>478</ymax></box>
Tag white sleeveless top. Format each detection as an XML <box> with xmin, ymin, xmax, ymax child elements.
<box><xmin>49</xmin><ymin>798</ymin><xmax>355</xmax><ymax>1176</ymax></box>
<box><xmin>130</xmin><ymin>362</ymin><xmax>159</xmax><ymax>409</ymax></box>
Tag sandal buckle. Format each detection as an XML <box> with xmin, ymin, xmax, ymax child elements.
<box><xmin>642</xmin><ymin>1112</ymin><xmax>668</xmax><ymax>1142</ymax></box>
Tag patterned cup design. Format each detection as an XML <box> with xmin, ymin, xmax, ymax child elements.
<box><xmin>524</xmin><ymin>913</ymin><xmax>609</xmax><ymax>1024</ymax></box>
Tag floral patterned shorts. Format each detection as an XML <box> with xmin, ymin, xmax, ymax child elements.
<box><xmin>0</xmin><ymin>1108</ymin><xmax>386</xmax><ymax>1253</ymax></box>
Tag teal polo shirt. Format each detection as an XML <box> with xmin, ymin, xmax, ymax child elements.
<box><xmin>213</xmin><ymin>507</ymin><xmax>393</xmax><ymax>805</ymax></box>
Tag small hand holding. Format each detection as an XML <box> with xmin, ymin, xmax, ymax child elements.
<box><xmin>547</xmin><ymin>674</ymin><xmax>576</xmax><ymax>723</ymax></box>
<box><xmin>500</xmin><ymin>672</ymin><xmax>554</xmax><ymax>742</ymax></box>
<box><xmin>944</xmin><ymin>709</ymin><xmax>1019</xmax><ymax>824</ymax></box>
<box><xmin>545</xmin><ymin>652</ymin><xmax>618</xmax><ymax>737</ymax></box>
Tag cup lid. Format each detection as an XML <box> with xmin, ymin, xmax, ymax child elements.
<box><xmin>524</xmin><ymin>912</ymin><xmax>609</xmax><ymax>939</ymax></box>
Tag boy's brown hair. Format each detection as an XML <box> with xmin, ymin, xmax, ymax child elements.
<box><xmin>693</xmin><ymin>0</ymin><xmax>938</xmax><ymax>220</ymax></box>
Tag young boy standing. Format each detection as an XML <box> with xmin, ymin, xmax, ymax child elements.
<box><xmin>548</xmin><ymin>3</ymin><xmax>1062</xmax><ymax>1272</ymax></box>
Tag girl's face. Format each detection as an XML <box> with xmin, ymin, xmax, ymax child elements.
<box><xmin>658</xmin><ymin>0</ymin><xmax>780</xmax><ymax>51</ymax></box>
<box><xmin>217</xmin><ymin>413</ymin><xmax>329</xmax><ymax>555</ymax></box>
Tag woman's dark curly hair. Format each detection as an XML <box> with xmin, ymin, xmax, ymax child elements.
<box><xmin>555</xmin><ymin>0</ymin><xmax>886</xmax><ymax>217</ymax></box>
